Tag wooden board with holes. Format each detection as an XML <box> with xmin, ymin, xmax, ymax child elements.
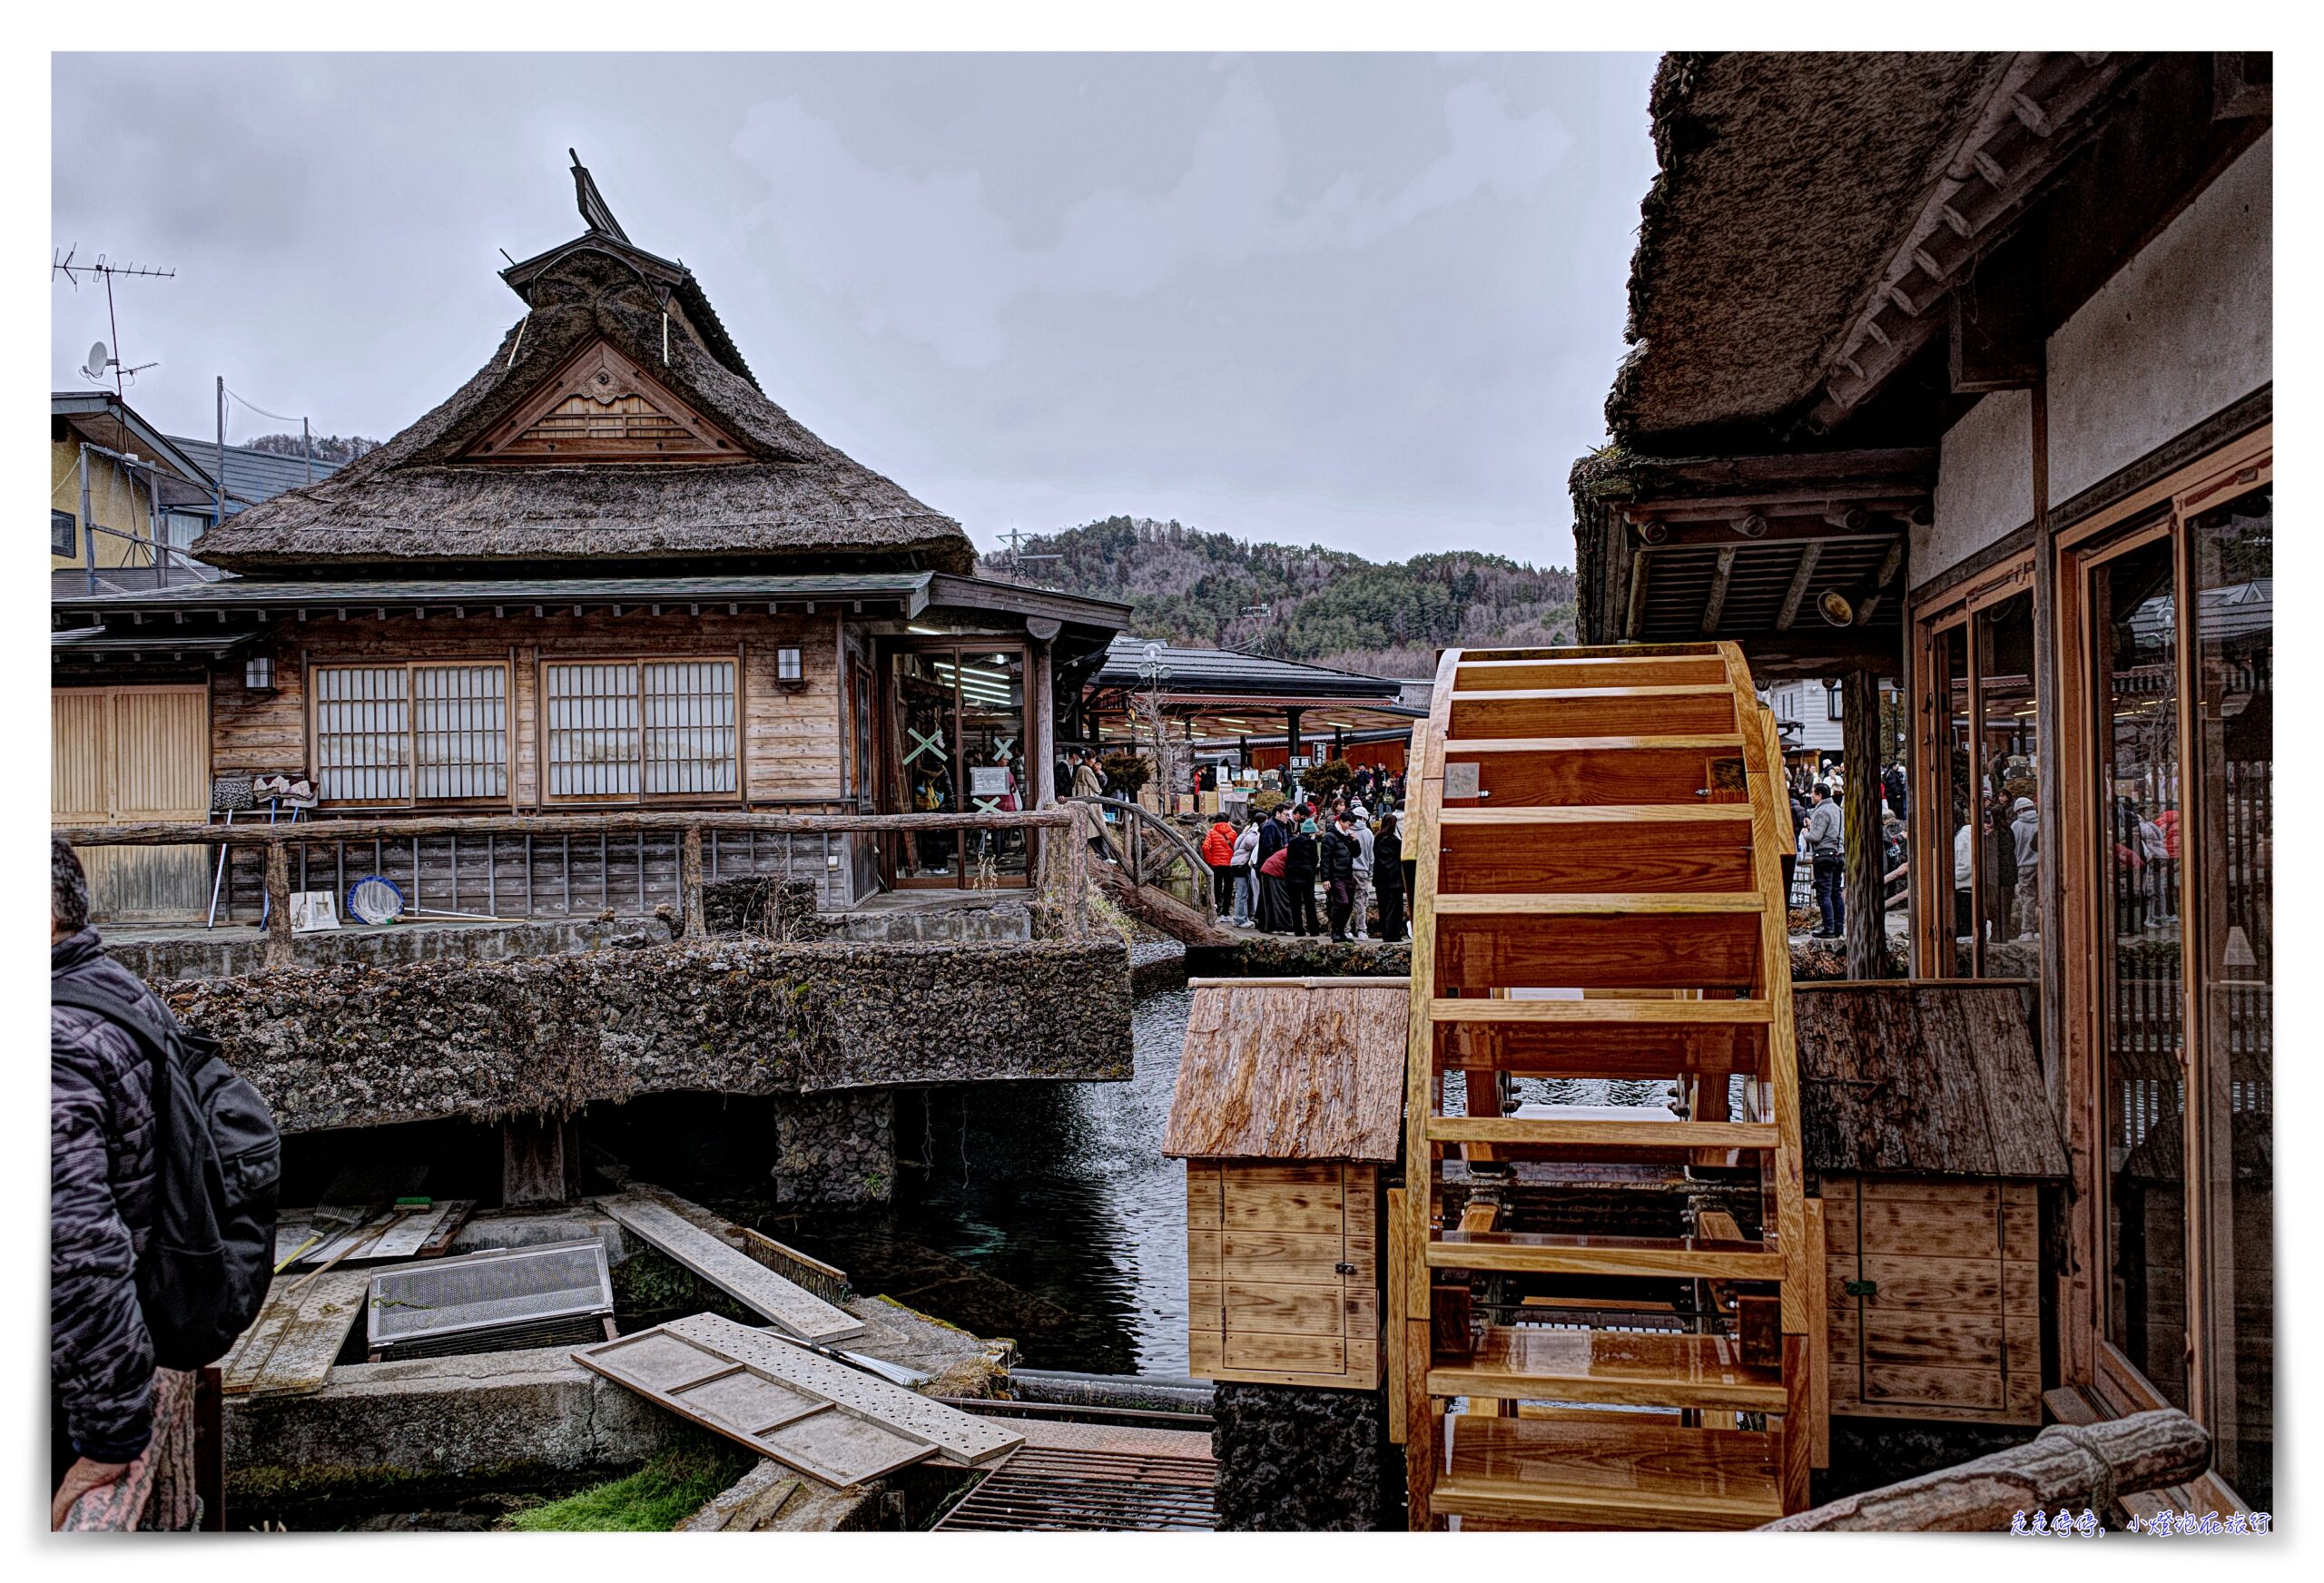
<box><xmin>218</xmin><ymin>1270</ymin><xmax>372</xmax><ymax>1397</ymax></box>
<box><xmin>596</xmin><ymin>1194</ymin><xmax>863</xmax><ymax>1344</ymax></box>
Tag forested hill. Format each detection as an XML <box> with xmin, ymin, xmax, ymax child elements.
<box><xmin>980</xmin><ymin>516</ymin><xmax>1575</xmax><ymax>679</ymax></box>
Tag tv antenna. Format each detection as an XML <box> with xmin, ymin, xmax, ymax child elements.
<box><xmin>999</xmin><ymin>526</ymin><xmax>1060</xmax><ymax>562</ymax></box>
<box><xmin>53</xmin><ymin>247</ymin><xmax>175</xmax><ymax>396</ymax></box>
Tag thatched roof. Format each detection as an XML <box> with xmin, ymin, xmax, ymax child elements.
<box><xmin>197</xmin><ymin>247</ymin><xmax>974</xmax><ymax>576</ymax></box>
<box><xmin>1609</xmin><ymin>52</ymin><xmax>2010</xmax><ymax>449</ymax></box>
<box><xmin>1163</xmin><ymin>978</ymin><xmax>1407</xmax><ymax>1162</ymax></box>
<box><xmin>1797</xmin><ymin>982</ymin><xmax>2067</xmax><ymax>1179</ymax></box>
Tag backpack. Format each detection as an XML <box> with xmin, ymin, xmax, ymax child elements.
<box><xmin>52</xmin><ymin>983</ymin><xmax>281</xmax><ymax>1371</ymax></box>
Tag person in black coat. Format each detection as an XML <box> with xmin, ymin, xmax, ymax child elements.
<box><xmin>1320</xmin><ymin>814</ymin><xmax>1359</xmax><ymax>940</ymax></box>
<box><xmin>1255</xmin><ymin>805</ymin><xmax>1292</xmax><ymax>932</ymax></box>
<box><xmin>1284</xmin><ymin>819</ymin><xmax>1322</xmax><ymax>936</ymax></box>
<box><xmin>49</xmin><ymin>837</ymin><xmax>164</xmax><ymax>1525</ymax></box>
<box><xmin>1372</xmin><ymin>808</ymin><xmax>1406</xmax><ymax>942</ymax></box>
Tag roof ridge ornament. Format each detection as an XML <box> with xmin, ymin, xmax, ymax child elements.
<box><xmin>569</xmin><ymin>149</ymin><xmax>631</xmax><ymax>245</ymax></box>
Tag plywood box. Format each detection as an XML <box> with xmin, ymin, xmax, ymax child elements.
<box><xmin>1819</xmin><ymin>1174</ymin><xmax>2042</xmax><ymax>1425</ymax></box>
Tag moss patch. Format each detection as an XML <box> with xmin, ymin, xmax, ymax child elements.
<box><xmin>507</xmin><ymin>1434</ymin><xmax>756</xmax><ymax>1532</ymax></box>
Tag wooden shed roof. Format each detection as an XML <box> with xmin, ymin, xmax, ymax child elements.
<box><xmin>1796</xmin><ymin>981</ymin><xmax>2068</xmax><ymax>1179</ymax></box>
<box><xmin>1163</xmin><ymin>978</ymin><xmax>1408</xmax><ymax>1163</ymax></box>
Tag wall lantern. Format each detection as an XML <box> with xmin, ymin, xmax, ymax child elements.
<box><xmin>775</xmin><ymin>646</ymin><xmax>804</xmax><ymax>685</ymax></box>
<box><xmin>244</xmin><ymin>655</ymin><xmax>274</xmax><ymax>691</ymax></box>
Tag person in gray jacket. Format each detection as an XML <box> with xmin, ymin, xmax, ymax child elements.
<box><xmin>1804</xmin><ymin>782</ymin><xmax>1846</xmax><ymax>940</ymax></box>
<box><xmin>2009</xmin><ymin>796</ymin><xmax>2040</xmax><ymax>939</ymax></box>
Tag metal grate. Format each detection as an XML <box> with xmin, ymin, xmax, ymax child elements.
<box><xmin>368</xmin><ymin>1239</ymin><xmax>612</xmax><ymax>1357</ymax></box>
<box><xmin>934</xmin><ymin>1447</ymin><xmax>1216</xmax><ymax>1531</ymax></box>
<box><xmin>313</xmin><ymin>664</ymin><xmax>411</xmax><ymax>802</ymax></box>
<box><xmin>413</xmin><ymin>664</ymin><xmax>508</xmax><ymax>800</ymax></box>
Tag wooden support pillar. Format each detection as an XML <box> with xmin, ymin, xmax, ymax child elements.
<box><xmin>680</xmin><ymin>823</ymin><xmax>705</xmax><ymax>939</ymax></box>
<box><xmin>502</xmin><ymin>1113</ymin><xmax>581</xmax><ymax>1207</ymax></box>
<box><xmin>1284</xmin><ymin>709</ymin><xmax>1304</xmax><ymax>792</ymax></box>
<box><xmin>1403</xmin><ymin>1315</ymin><xmax>1439</xmax><ymax>1529</ymax></box>
<box><xmin>1842</xmin><ymin>670</ymin><xmax>1887</xmax><ymax>978</ymax></box>
<box><xmin>262</xmin><ymin>841</ymin><xmax>293</xmax><ymax>971</ymax></box>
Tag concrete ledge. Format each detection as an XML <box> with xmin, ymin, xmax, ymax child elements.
<box><xmin>164</xmin><ymin>936</ymin><xmax>1133</xmax><ymax>1133</ymax></box>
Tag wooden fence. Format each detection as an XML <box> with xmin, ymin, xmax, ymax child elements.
<box><xmin>54</xmin><ymin>807</ymin><xmax>1095</xmax><ymax>971</ymax></box>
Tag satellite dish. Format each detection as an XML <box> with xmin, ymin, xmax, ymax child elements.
<box><xmin>81</xmin><ymin>339</ymin><xmax>109</xmax><ymax>380</ymax></box>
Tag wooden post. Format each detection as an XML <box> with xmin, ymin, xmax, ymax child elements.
<box><xmin>502</xmin><ymin>1113</ymin><xmax>580</xmax><ymax>1207</ymax></box>
<box><xmin>680</xmin><ymin>823</ymin><xmax>705</xmax><ymax>939</ymax></box>
<box><xmin>1761</xmin><ymin>1408</ymin><xmax>2211</xmax><ymax>1530</ymax></box>
<box><xmin>1063</xmin><ymin>802</ymin><xmax>1091</xmax><ymax>939</ymax></box>
<box><xmin>1842</xmin><ymin>669</ymin><xmax>1886</xmax><ymax>978</ymax></box>
<box><xmin>263</xmin><ymin>840</ymin><xmax>293</xmax><ymax>971</ymax></box>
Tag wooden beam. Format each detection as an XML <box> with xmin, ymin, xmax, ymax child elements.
<box><xmin>54</xmin><ymin>808</ymin><xmax>1076</xmax><ymax>850</ymax></box>
<box><xmin>1623</xmin><ymin>546</ymin><xmax>1651</xmax><ymax>640</ymax></box>
<box><xmin>1700</xmin><ymin>547</ymin><xmax>1738</xmax><ymax>636</ymax></box>
<box><xmin>1853</xmin><ymin>540</ymin><xmax>1908</xmax><ymax>626</ymax></box>
<box><xmin>1762</xmin><ymin>1408</ymin><xmax>2211</xmax><ymax>1530</ymax></box>
<box><xmin>1841</xmin><ymin>669</ymin><xmax>1887</xmax><ymax>979</ymax></box>
<box><xmin>1776</xmin><ymin>543</ymin><xmax>1823</xmax><ymax>632</ymax></box>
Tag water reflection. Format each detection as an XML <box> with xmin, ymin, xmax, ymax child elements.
<box><xmin>771</xmin><ymin>988</ymin><xmax>1195</xmax><ymax>1374</ymax></box>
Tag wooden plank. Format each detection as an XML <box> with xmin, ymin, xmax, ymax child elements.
<box><xmin>217</xmin><ymin>1271</ymin><xmax>370</xmax><ymax>1397</ymax></box>
<box><xmin>597</xmin><ymin>1195</ymin><xmax>863</xmax><ymax>1344</ymax></box>
<box><xmin>1426</xmin><ymin>1116</ymin><xmax>1774</xmax><ymax>1149</ymax></box>
<box><xmin>1218</xmin><ymin>1229</ymin><xmax>1345</xmax><ymax>1284</ymax></box>
<box><xmin>278</xmin><ymin>1201</ymin><xmax>458</xmax><ymax>1267</ymax></box>
<box><xmin>655</xmin><ymin>1313</ymin><xmax>1022</xmax><ymax>1463</ymax></box>
<box><xmin>1186</xmin><ymin>1162</ymin><xmax>1221</xmax><ymax>1230</ymax></box>
<box><xmin>1429</xmin><ymin>1232</ymin><xmax>1782</xmax><ymax>1280</ymax></box>
<box><xmin>1436</xmin><ymin>912</ymin><xmax>1763</xmax><ymax>991</ymax></box>
<box><xmin>1851</xmin><ymin>1200</ymin><xmax>2017</xmax><ymax>1262</ymax></box>
<box><xmin>1221</xmin><ymin>1181</ymin><xmax>1344</xmax><ymax>1235</ymax></box>
<box><xmin>1854</xmin><ymin>1254</ymin><xmax>2042</xmax><ymax>1315</ymax></box>
<box><xmin>1434</xmin><ymin>1415</ymin><xmax>1781</xmax><ymax>1530</ymax></box>
<box><xmin>1448</xmin><ymin>685</ymin><xmax>1738</xmax><ymax>740</ymax></box>
<box><xmin>1434</xmin><ymin>891</ymin><xmax>1766</xmax><ymax>916</ymax></box>
<box><xmin>1452</xmin><ymin>656</ymin><xmax>1731</xmax><ymax>691</ymax></box>
<box><xmin>1439</xmin><ymin>737</ymin><xmax>1747</xmax><ymax>809</ymax></box>
<box><xmin>1440</xmin><ymin>818</ymin><xmax>1758</xmax><ymax>895</ymax></box>
<box><xmin>1384</xmin><ymin>1186</ymin><xmax>1409</xmax><ymax>1444</ymax></box>
<box><xmin>1427</xmin><ymin>1328</ymin><xmax>1786</xmax><ymax>1411</ymax></box>
<box><xmin>1430</xmin><ymin>997</ymin><xmax>1772</xmax><ymax>1024</ymax></box>
<box><xmin>1224</xmin><ymin>1332</ymin><xmax>1344</xmax><ymax>1374</ymax></box>
<box><xmin>1221</xmin><ymin>1282</ymin><xmax>1346</xmax><ymax>1335</ymax></box>
<box><xmin>1807</xmin><ymin>1197</ymin><xmax>1830</xmax><ymax>1469</ymax></box>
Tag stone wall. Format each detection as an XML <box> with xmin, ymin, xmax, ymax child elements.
<box><xmin>1211</xmin><ymin>1381</ymin><xmax>1398</xmax><ymax>1531</ymax></box>
<box><xmin>774</xmin><ymin>1089</ymin><xmax>896</xmax><ymax>1206</ymax></box>
<box><xmin>163</xmin><ymin>936</ymin><xmax>1132</xmax><ymax>1135</ymax></box>
<box><xmin>109</xmin><ymin>915</ymin><xmax>672</xmax><ymax>985</ymax></box>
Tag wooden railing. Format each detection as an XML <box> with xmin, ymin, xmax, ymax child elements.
<box><xmin>1066</xmin><ymin>795</ymin><xmax>1207</xmax><ymax>909</ymax></box>
<box><xmin>54</xmin><ymin>808</ymin><xmax>1091</xmax><ymax>971</ymax></box>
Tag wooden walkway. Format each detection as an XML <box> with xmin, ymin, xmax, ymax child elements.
<box><xmin>1391</xmin><ymin>643</ymin><xmax>1823</xmax><ymax>1530</ymax></box>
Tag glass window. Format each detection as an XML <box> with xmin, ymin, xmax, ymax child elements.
<box><xmin>890</xmin><ymin>646</ymin><xmax>1032</xmax><ymax>886</ymax></box>
<box><xmin>2191</xmin><ymin>484</ymin><xmax>2271</xmax><ymax>1508</ymax></box>
<box><xmin>52</xmin><ymin>509</ymin><xmax>76</xmax><ymax>558</ymax></box>
<box><xmin>314</xmin><ymin>665</ymin><xmax>410</xmax><ymax>802</ymax></box>
<box><xmin>2092</xmin><ymin>535</ymin><xmax>2186</xmax><ymax>1411</ymax></box>
<box><xmin>544</xmin><ymin>658</ymin><xmax>735</xmax><ymax>801</ymax></box>
<box><xmin>1977</xmin><ymin>592</ymin><xmax>2042</xmax><ymax>977</ymax></box>
<box><xmin>316</xmin><ymin>663</ymin><xmax>507</xmax><ymax>804</ymax></box>
<box><xmin>1931</xmin><ymin>623</ymin><xmax>1974</xmax><ymax>975</ymax></box>
<box><xmin>412</xmin><ymin>665</ymin><xmax>508</xmax><ymax>800</ymax></box>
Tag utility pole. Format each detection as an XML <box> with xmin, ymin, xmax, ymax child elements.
<box><xmin>80</xmin><ymin>446</ymin><xmax>96</xmax><ymax>595</ymax></box>
<box><xmin>303</xmin><ymin>417</ymin><xmax>312</xmax><ymax>485</ymax></box>
<box><xmin>215</xmin><ymin>377</ymin><xmax>227</xmax><ymax>528</ymax></box>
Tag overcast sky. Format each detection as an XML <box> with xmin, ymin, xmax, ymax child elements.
<box><xmin>52</xmin><ymin>53</ymin><xmax>1659</xmax><ymax>569</ymax></box>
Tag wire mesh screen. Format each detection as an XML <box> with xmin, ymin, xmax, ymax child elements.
<box><xmin>644</xmin><ymin>660</ymin><xmax>737</xmax><ymax>794</ymax></box>
<box><xmin>413</xmin><ymin>664</ymin><xmax>508</xmax><ymax>800</ymax></box>
<box><xmin>313</xmin><ymin>665</ymin><xmax>410</xmax><ymax>802</ymax></box>
<box><xmin>368</xmin><ymin>1239</ymin><xmax>613</xmax><ymax>1353</ymax></box>
<box><xmin>547</xmin><ymin>662</ymin><xmax>642</xmax><ymax>798</ymax></box>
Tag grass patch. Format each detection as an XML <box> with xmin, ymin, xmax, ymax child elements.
<box><xmin>507</xmin><ymin>1435</ymin><xmax>755</xmax><ymax>1532</ymax></box>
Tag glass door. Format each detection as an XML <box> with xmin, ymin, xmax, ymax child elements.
<box><xmin>887</xmin><ymin>644</ymin><xmax>1031</xmax><ymax>888</ymax></box>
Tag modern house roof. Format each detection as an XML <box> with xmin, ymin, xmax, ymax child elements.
<box><xmin>168</xmin><ymin>438</ymin><xmax>349</xmax><ymax>512</ymax></box>
<box><xmin>52</xmin><ymin>392</ymin><xmax>218</xmax><ymax>506</ymax></box>
<box><xmin>194</xmin><ymin>158</ymin><xmax>974</xmax><ymax>578</ymax></box>
<box><xmin>1089</xmin><ymin>637</ymin><xmax>1407</xmax><ymax>701</ymax></box>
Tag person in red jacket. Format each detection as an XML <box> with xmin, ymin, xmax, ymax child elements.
<box><xmin>1200</xmin><ymin>816</ymin><xmax>1238</xmax><ymax>917</ymax></box>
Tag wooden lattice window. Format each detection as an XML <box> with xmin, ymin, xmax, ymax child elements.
<box><xmin>312</xmin><ymin>663</ymin><xmax>508</xmax><ymax>804</ymax></box>
<box><xmin>544</xmin><ymin>658</ymin><xmax>737</xmax><ymax>801</ymax></box>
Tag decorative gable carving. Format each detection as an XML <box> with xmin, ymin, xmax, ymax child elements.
<box><xmin>464</xmin><ymin>340</ymin><xmax>746</xmax><ymax>464</ymax></box>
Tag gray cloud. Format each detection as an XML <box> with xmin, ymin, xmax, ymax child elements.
<box><xmin>52</xmin><ymin>53</ymin><xmax>1657</xmax><ymax>568</ymax></box>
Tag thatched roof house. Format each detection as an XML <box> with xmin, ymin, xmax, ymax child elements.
<box><xmin>198</xmin><ymin>156</ymin><xmax>970</xmax><ymax>576</ymax></box>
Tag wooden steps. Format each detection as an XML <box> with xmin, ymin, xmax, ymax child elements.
<box><xmin>1427</xmin><ymin>1231</ymin><xmax>1782</xmax><ymax>1280</ymax></box>
<box><xmin>1430</xmin><ymin>1329</ymin><xmax>1787</xmax><ymax>1413</ymax></box>
<box><xmin>1432</xmin><ymin>1416</ymin><xmax>1784</xmax><ymax>1530</ymax></box>
<box><xmin>1393</xmin><ymin>641</ymin><xmax>1818</xmax><ymax>1531</ymax></box>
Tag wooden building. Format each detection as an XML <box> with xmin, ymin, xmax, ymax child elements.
<box><xmin>1797</xmin><ymin>981</ymin><xmax>2068</xmax><ymax>1426</ymax></box>
<box><xmin>51</xmin><ymin>156</ymin><xmax>1127</xmax><ymax>919</ymax></box>
<box><xmin>1571</xmin><ymin>54</ymin><xmax>2271</xmax><ymax>1509</ymax></box>
<box><xmin>1164</xmin><ymin>978</ymin><xmax>1406</xmax><ymax>1391</ymax></box>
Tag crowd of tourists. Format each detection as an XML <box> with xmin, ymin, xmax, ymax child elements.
<box><xmin>1196</xmin><ymin>763</ymin><xmax>1412</xmax><ymax>943</ymax></box>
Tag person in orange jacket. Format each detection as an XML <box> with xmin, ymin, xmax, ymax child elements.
<box><xmin>1200</xmin><ymin>815</ymin><xmax>1239</xmax><ymax>916</ymax></box>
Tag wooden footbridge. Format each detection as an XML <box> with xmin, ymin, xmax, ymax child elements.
<box><xmin>1389</xmin><ymin>642</ymin><xmax>1819</xmax><ymax>1530</ymax></box>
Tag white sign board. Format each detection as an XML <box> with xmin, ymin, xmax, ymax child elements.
<box><xmin>290</xmin><ymin>890</ymin><xmax>341</xmax><ymax>933</ymax></box>
<box><xmin>969</xmin><ymin>765</ymin><xmax>1010</xmax><ymax>796</ymax></box>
